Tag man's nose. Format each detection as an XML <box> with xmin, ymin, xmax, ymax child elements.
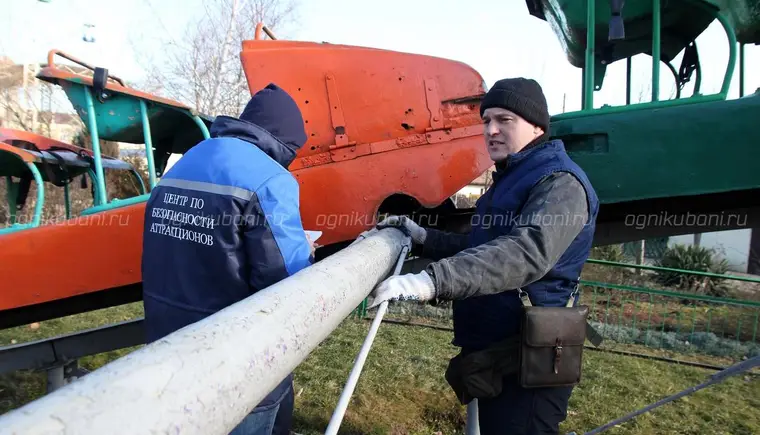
<box><xmin>485</xmin><ymin>122</ymin><xmax>499</xmax><ymax>136</ymax></box>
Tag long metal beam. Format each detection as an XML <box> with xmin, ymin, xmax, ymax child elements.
<box><xmin>0</xmin><ymin>228</ymin><xmax>407</xmax><ymax>435</ymax></box>
<box><xmin>0</xmin><ymin>319</ymin><xmax>143</xmax><ymax>375</ymax></box>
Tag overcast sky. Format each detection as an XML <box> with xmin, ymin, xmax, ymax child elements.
<box><xmin>2</xmin><ymin>0</ymin><xmax>758</xmax><ymax>116</ymax></box>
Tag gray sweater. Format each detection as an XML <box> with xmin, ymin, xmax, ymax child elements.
<box><xmin>422</xmin><ymin>171</ymin><xmax>590</xmax><ymax>300</ymax></box>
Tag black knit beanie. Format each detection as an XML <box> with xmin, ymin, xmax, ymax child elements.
<box><xmin>479</xmin><ymin>78</ymin><xmax>550</xmax><ymax>131</ymax></box>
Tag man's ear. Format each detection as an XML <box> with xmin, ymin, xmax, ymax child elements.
<box><xmin>534</xmin><ymin>126</ymin><xmax>545</xmax><ymax>137</ymax></box>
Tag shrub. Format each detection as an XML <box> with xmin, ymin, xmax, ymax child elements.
<box><xmin>654</xmin><ymin>244</ymin><xmax>731</xmax><ymax>297</ymax></box>
<box><xmin>590</xmin><ymin>244</ymin><xmax>625</xmax><ymax>262</ymax></box>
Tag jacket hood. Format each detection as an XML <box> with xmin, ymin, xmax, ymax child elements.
<box><xmin>239</xmin><ymin>83</ymin><xmax>307</xmax><ymax>152</ymax></box>
<box><xmin>209</xmin><ymin>115</ymin><xmax>299</xmax><ymax>168</ymax></box>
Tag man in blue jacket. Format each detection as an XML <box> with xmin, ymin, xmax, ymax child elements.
<box><xmin>141</xmin><ymin>83</ymin><xmax>313</xmax><ymax>435</ymax></box>
<box><xmin>371</xmin><ymin>78</ymin><xmax>599</xmax><ymax>434</ymax></box>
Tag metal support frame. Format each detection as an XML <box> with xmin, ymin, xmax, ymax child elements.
<box><xmin>131</xmin><ymin>169</ymin><xmax>147</xmax><ymax>195</ymax></box>
<box><xmin>582</xmin><ymin>0</ymin><xmax>595</xmax><ymax>110</ymax></box>
<box><xmin>0</xmin><ymin>162</ymin><xmax>45</xmax><ymax>235</ymax></box>
<box><xmin>5</xmin><ymin>175</ymin><xmax>17</xmax><ymax>224</ymax></box>
<box><xmin>75</xmin><ymin>98</ymin><xmax>209</xmax><ymax>217</ymax></box>
<box><xmin>466</xmin><ymin>400</ymin><xmax>481</xmax><ymax>435</ymax></box>
<box><xmin>739</xmin><ymin>42</ymin><xmax>745</xmax><ymax>97</ymax></box>
<box><xmin>82</xmin><ymin>87</ymin><xmax>108</xmax><ymax>206</ymax></box>
<box><xmin>563</xmin><ymin>0</ymin><xmax>737</xmax><ymax>120</ymax></box>
<box><xmin>325</xmin><ymin>236</ymin><xmax>411</xmax><ymax>434</ymax></box>
<box><xmin>664</xmin><ymin>62</ymin><xmax>681</xmax><ymax>99</ymax></box>
<box><xmin>583</xmin><ymin>0</ymin><xmax>596</xmax><ymax>111</ymax></box>
<box><xmin>0</xmin><ymin>318</ymin><xmax>144</xmax><ymax>396</ymax></box>
<box><xmin>28</xmin><ymin>162</ymin><xmax>44</xmax><ymax>227</ymax></box>
<box><xmin>139</xmin><ymin>100</ymin><xmax>157</xmax><ymax>188</ymax></box>
<box><xmin>625</xmin><ymin>57</ymin><xmax>632</xmax><ymax>105</ymax></box>
<box><xmin>191</xmin><ymin>114</ymin><xmax>211</xmax><ymax>139</ymax></box>
<box><xmin>46</xmin><ymin>366</ymin><xmax>64</xmax><ymax>393</ymax></box>
<box><xmin>652</xmin><ymin>0</ymin><xmax>660</xmax><ymax>102</ymax></box>
<box><xmin>63</xmin><ymin>183</ymin><xmax>71</xmax><ymax>219</ymax></box>
<box><xmin>0</xmin><ymin>319</ymin><xmax>144</xmax><ymax>375</ymax></box>
<box><xmin>0</xmin><ymin>228</ymin><xmax>408</xmax><ymax>434</ymax></box>
<box><xmin>43</xmin><ymin>361</ymin><xmax>87</xmax><ymax>394</ymax></box>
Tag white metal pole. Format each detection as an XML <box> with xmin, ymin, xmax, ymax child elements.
<box><xmin>0</xmin><ymin>229</ymin><xmax>408</xmax><ymax>435</ymax></box>
<box><xmin>324</xmin><ymin>236</ymin><xmax>411</xmax><ymax>435</ymax></box>
<box><xmin>465</xmin><ymin>399</ymin><xmax>481</xmax><ymax>434</ymax></box>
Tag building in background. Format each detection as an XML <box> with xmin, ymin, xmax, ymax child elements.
<box><xmin>0</xmin><ymin>55</ymin><xmax>83</xmax><ymax>143</ymax></box>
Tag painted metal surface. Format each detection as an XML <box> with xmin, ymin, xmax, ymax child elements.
<box><xmin>240</xmin><ymin>38</ymin><xmax>493</xmax><ymax>243</ymax></box>
<box><xmin>38</xmin><ymin>50</ymin><xmax>191</xmax><ymax>110</ymax></box>
<box><xmin>239</xmin><ymin>39</ymin><xmax>489</xmax><ymax>169</ymax></box>
<box><xmin>0</xmin><ymin>201</ymin><xmax>144</xmax><ymax>311</ymax></box>
<box><xmin>554</xmin><ymin>92</ymin><xmax>760</xmax><ymax>204</ymax></box>
<box><xmin>0</xmin><ymin>142</ymin><xmax>38</xmax><ymax>164</ymax></box>
<box><xmin>0</xmin><ymin>228</ymin><xmax>407</xmax><ymax>435</ymax></box>
<box><xmin>0</xmin><ymin>128</ymin><xmax>99</xmax><ymax>157</ymax></box>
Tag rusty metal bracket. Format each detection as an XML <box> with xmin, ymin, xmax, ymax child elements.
<box><xmin>424</xmin><ymin>78</ymin><xmax>444</xmax><ymax>131</ymax></box>
<box><xmin>325</xmin><ymin>74</ymin><xmax>351</xmax><ymax>148</ymax></box>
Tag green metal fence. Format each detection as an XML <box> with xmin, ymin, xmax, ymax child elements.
<box><xmin>580</xmin><ymin>259</ymin><xmax>760</xmax><ymax>360</ymax></box>
<box><xmin>354</xmin><ymin>255</ymin><xmax>760</xmax><ymax>362</ymax></box>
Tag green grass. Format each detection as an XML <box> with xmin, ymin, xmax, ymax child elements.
<box><xmin>2</xmin><ymin>311</ymin><xmax>759</xmax><ymax>434</ymax></box>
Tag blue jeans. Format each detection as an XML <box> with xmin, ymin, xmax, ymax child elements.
<box><xmin>229</xmin><ymin>381</ymin><xmax>294</xmax><ymax>435</ymax></box>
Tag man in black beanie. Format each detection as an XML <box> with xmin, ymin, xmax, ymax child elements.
<box><xmin>371</xmin><ymin>78</ymin><xmax>600</xmax><ymax>434</ymax></box>
<box><xmin>141</xmin><ymin>83</ymin><xmax>313</xmax><ymax>435</ymax></box>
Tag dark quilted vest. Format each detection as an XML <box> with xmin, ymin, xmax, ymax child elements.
<box><xmin>452</xmin><ymin>139</ymin><xmax>599</xmax><ymax>350</ymax></box>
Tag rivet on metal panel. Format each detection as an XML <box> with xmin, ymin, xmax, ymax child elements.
<box><xmin>424</xmin><ymin>78</ymin><xmax>444</xmax><ymax>130</ymax></box>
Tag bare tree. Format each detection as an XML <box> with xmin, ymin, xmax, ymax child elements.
<box><xmin>137</xmin><ymin>0</ymin><xmax>298</xmax><ymax>117</ymax></box>
<box><xmin>1</xmin><ymin>63</ymin><xmax>51</xmax><ymax>134</ymax></box>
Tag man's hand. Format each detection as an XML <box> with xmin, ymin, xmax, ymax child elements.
<box><xmin>376</xmin><ymin>215</ymin><xmax>427</xmax><ymax>244</ymax></box>
<box><xmin>305</xmin><ymin>232</ymin><xmax>319</xmax><ymax>258</ymax></box>
<box><xmin>368</xmin><ymin>271</ymin><xmax>436</xmax><ymax>309</ymax></box>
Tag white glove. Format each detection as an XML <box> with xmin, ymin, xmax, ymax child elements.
<box><xmin>376</xmin><ymin>215</ymin><xmax>427</xmax><ymax>244</ymax></box>
<box><xmin>368</xmin><ymin>271</ymin><xmax>436</xmax><ymax>309</ymax></box>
